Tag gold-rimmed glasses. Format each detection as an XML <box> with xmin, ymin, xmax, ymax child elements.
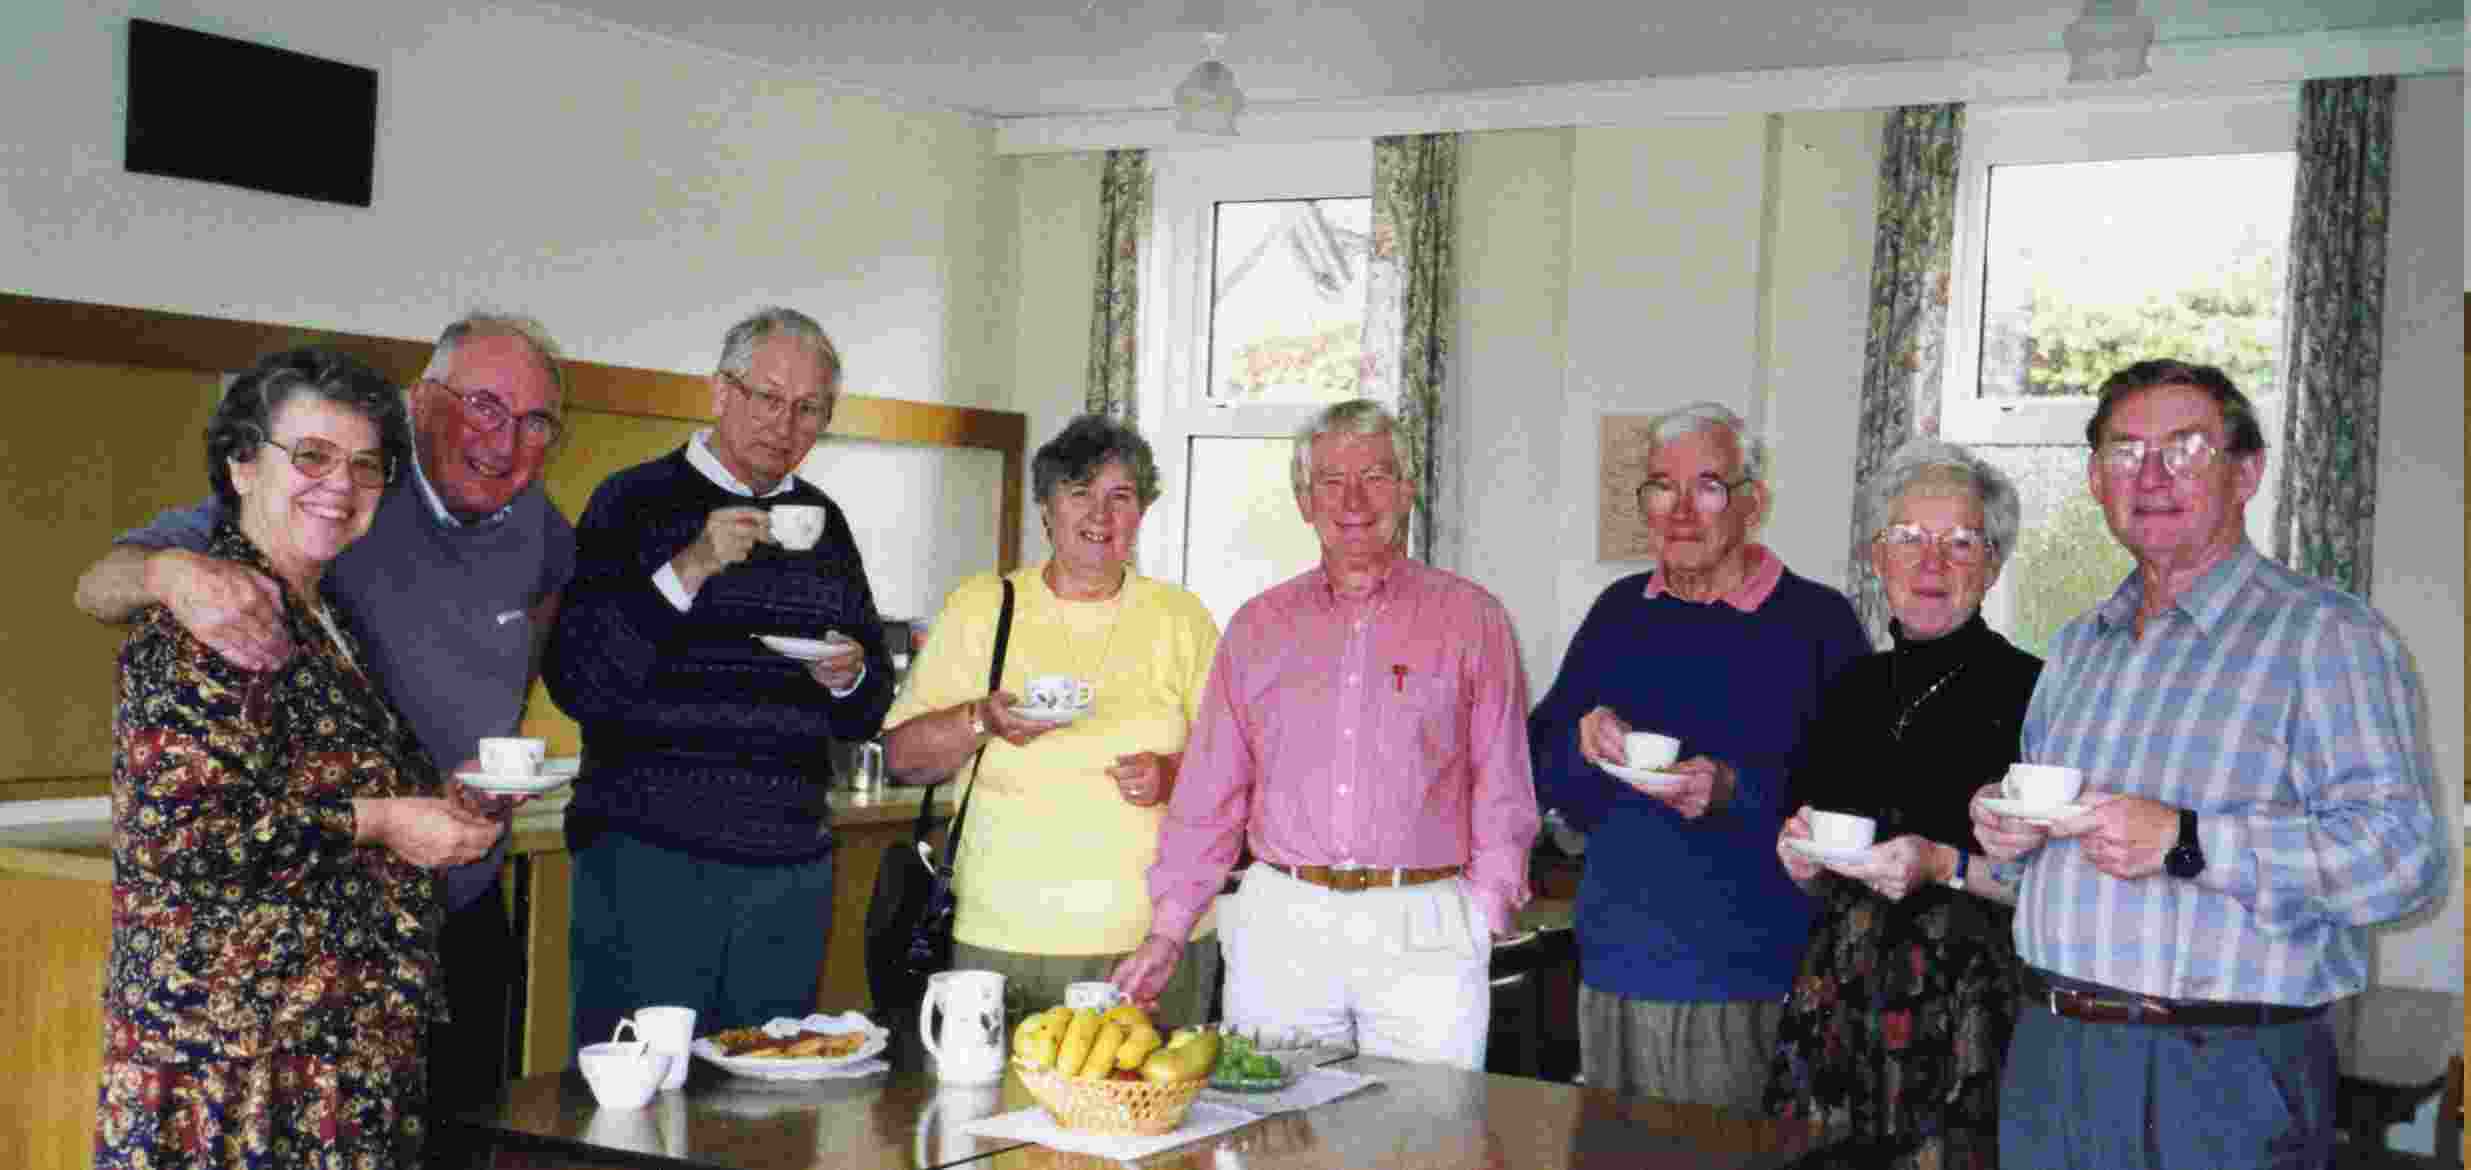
<box><xmin>2095</xmin><ymin>430</ymin><xmax>2222</xmax><ymax>479</ymax></box>
<box><xmin>1637</xmin><ymin>474</ymin><xmax>1752</xmax><ymax>516</ymax></box>
<box><xmin>429</xmin><ymin>379</ymin><xmax>563</xmax><ymax>448</ymax></box>
<box><xmin>262</xmin><ymin>436</ymin><xmax>392</xmax><ymax>490</ymax></box>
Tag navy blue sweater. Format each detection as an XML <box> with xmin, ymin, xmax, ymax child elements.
<box><xmin>547</xmin><ymin>447</ymin><xmax>893</xmax><ymax>863</ymax></box>
<box><xmin>1529</xmin><ymin>567</ymin><xmax>1867</xmax><ymax>1002</ymax></box>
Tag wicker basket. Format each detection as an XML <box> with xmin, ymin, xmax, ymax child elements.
<box><xmin>1015</xmin><ymin>1059</ymin><xmax>1204</xmax><ymax>1136</ymax></box>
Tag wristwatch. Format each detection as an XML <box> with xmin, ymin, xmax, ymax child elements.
<box><xmin>1944</xmin><ymin>847</ymin><xmax>1971</xmax><ymax>891</ymax></box>
<box><xmin>2164</xmin><ymin>808</ymin><xmax>2206</xmax><ymax>879</ymax></box>
<box><xmin>966</xmin><ymin>700</ymin><xmax>987</xmax><ymax>739</ymax></box>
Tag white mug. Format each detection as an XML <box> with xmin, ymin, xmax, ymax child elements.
<box><xmin>478</xmin><ymin>736</ymin><xmax>545</xmax><ymax>776</ymax></box>
<box><xmin>1621</xmin><ymin>731</ymin><xmax>1680</xmax><ymax>771</ymax></box>
<box><xmin>2004</xmin><ymin>763</ymin><xmax>2085</xmax><ymax>808</ymax></box>
<box><xmin>1063</xmin><ymin>981</ymin><xmax>1122</xmax><ymax>1012</ymax></box>
<box><xmin>769</xmin><ymin>504</ymin><xmax>826</xmax><ymax>551</ymax></box>
<box><xmin>918</xmin><ymin>969</ymin><xmax>1006</xmax><ymax>1085</ymax></box>
<box><xmin>578</xmin><ymin>1020</ymin><xmax>671</xmax><ymax>1109</ymax></box>
<box><xmin>916</xmin><ymin>1081</ymin><xmax>1004</xmax><ymax>1166</ymax></box>
<box><xmin>630</xmin><ymin>1004</ymin><xmax>696</xmax><ymax>1091</ymax></box>
<box><xmin>1022</xmin><ymin>674</ymin><xmax>1094</xmax><ymax>711</ymax></box>
<box><xmin>1807</xmin><ymin>810</ymin><xmax>1878</xmax><ymax>852</ymax></box>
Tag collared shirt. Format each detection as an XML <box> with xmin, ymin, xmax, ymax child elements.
<box><xmin>1641</xmin><ymin>542</ymin><xmax>1783</xmax><ymax>613</ymax></box>
<box><xmin>1146</xmin><ymin>557</ymin><xmax>1541</xmax><ymax>941</ymax></box>
<box><xmin>650</xmin><ymin>429</ymin><xmax>857</xmax><ymax>695</ymax></box>
<box><xmin>405</xmin><ymin>443</ymin><xmax>517</xmax><ymax>529</ymax></box>
<box><xmin>2016</xmin><ymin>541</ymin><xmax>2443</xmax><ymax>1006</ymax></box>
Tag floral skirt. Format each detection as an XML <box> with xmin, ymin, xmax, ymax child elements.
<box><xmin>1765</xmin><ymin>882</ymin><xmax>2018</xmax><ymax>1170</ymax></box>
<box><xmin>96</xmin><ymin>1048</ymin><xmax>426</xmax><ymax>1170</ymax></box>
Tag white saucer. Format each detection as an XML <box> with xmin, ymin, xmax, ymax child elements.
<box><xmin>1980</xmin><ymin>797</ymin><xmax>2089</xmax><ymax>823</ymax></box>
<box><xmin>1007</xmin><ymin>703</ymin><xmax>1090</xmax><ymax>725</ymax></box>
<box><xmin>1783</xmin><ymin>837</ymin><xmax>1877</xmax><ymax>867</ymax></box>
<box><xmin>1594</xmin><ymin>758</ymin><xmax>1686</xmax><ymax>791</ymax></box>
<box><xmin>755</xmin><ymin>634</ymin><xmax>859</xmax><ymax>662</ymax></box>
<box><xmin>541</xmin><ymin>757</ymin><xmax>581</xmax><ymax>778</ymax></box>
<box><xmin>455</xmin><ymin>769</ymin><xmax>572</xmax><ymax>796</ymax></box>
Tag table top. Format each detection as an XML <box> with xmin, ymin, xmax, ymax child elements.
<box><xmin>462</xmin><ymin>1052</ymin><xmax>1832</xmax><ymax>1170</ymax></box>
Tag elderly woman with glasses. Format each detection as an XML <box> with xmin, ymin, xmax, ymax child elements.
<box><xmin>1762</xmin><ymin>437</ymin><xmax>2043</xmax><ymax>1169</ymax></box>
<box><xmin>97</xmin><ymin>348</ymin><xmax>501</xmax><ymax>1170</ymax></box>
<box><xmin>883</xmin><ymin>414</ymin><xmax>1223</xmax><ymax>1028</ymax></box>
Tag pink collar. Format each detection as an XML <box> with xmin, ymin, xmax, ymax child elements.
<box><xmin>1644</xmin><ymin>543</ymin><xmax>1783</xmax><ymax>613</ymax></box>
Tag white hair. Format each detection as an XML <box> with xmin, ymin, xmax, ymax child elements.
<box><xmin>1643</xmin><ymin>401</ymin><xmax>1766</xmax><ymax>484</ymax></box>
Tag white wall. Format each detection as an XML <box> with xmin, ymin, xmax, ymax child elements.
<box><xmin>2363</xmin><ymin>72</ymin><xmax>2463</xmax><ymax>993</ymax></box>
<box><xmin>0</xmin><ymin>1</ymin><xmax>1004</xmax><ymax>407</ymax></box>
<box><xmin>991</xmin><ymin>151</ymin><xmax>1104</xmax><ymax>567</ymax></box>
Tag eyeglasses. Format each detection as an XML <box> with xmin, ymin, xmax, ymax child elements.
<box><xmin>1876</xmin><ymin>523</ymin><xmax>1993</xmax><ymax>565</ymax></box>
<box><xmin>2095</xmin><ymin>430</ymin><xmax>2222</xmax><ymax>479</ymax></box>
<box><xmin>723</xmin><ymin>371</ymin><xmax>832</xmax><ymax>429</ymax></box>
<box><xmin>1637</xmin><ymin>474</ymin><xmax>1753</xmax><ymax>516</ymax></box>
<box><xmin>431</xmin><ymin>380</ymin><xmax>562</xmax><ymax>448</ymax></box>
<box><xmin>262</xmin><ymin>436</ymin><xmax>392</xmax><ymax>490</ymax></box>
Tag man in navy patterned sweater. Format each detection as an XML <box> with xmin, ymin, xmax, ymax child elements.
<box><xmin>547</xmin><ymin>307</ymin><xmax>894</xmax><ymax>1047</ymax></box>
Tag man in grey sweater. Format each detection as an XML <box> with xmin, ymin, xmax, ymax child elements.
<box><xmin>73</xmin><ymin>312</ymin><xmax>576</xmax><ymax>1155</ymax></box>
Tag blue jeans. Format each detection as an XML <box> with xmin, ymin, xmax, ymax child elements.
<box><xmin>2000</xmin><ymin>993</ymin><xmax>2335</xmax><ymax>1170</ymax></box>
<box><xmin>570</xmin><ymin>829</ymin><xmax>836</xmax><ymax>1048</ymax></box>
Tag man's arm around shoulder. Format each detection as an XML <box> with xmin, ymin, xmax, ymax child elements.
<box><xmin>74</xmin><ymin>499</ymin><xmax>291</xmax><ymax>671</ymax></box>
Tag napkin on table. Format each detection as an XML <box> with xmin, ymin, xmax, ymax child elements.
<box><xmin>960</xmin><ymin>1101</ymin><xmax>1260</xmax><ymax>1160</ymax></box>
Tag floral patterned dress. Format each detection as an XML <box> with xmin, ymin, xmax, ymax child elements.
<box><xmin>98</xmin><ymin>526</ymin><xmax>444</xmax><ymax>1170</ymax></box>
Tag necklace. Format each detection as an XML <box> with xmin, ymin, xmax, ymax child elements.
<box><xmin>1889</xmin><ymin>661</ymin><xmax>1967</xmax><ymax>743</ymax></box>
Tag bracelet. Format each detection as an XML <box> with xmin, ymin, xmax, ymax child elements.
<box><xmin>965</xmin><ymin>700</ymin><xmax>987</xmax><ymax>739</ymax></box>
<box><xmin>1944</xmin><ymin>847</ymin><xmax>1970</xmax><ymax>891</ymax></box>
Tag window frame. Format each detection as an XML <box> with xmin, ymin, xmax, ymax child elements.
<box><xmin>1939</xmin><ymin>88</ymin><xmax>2299</xmax><ymax>446</ymax></box>
<box><xmin>1136</xmin><ymin>140</ymin><xmax>1376</xmax><ymax>590</ymax></box>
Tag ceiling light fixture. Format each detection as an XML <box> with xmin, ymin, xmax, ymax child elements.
<box><xmin>2064</xmin><ymin>0</ymin><xmax>2156</xmax><ymax>82</ymax></box>
<box><xmin>1174</xmin><ymin>32</ymin><xmax>1243</xmax><ymax>135</ymax></box>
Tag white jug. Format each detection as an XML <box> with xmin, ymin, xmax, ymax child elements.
<box><xmin>919</xmin><ymin>969</ymin><xmax>1006</xmax><ymax>1084</ymax></box>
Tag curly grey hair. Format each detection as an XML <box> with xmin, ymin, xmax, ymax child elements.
<box><xmin>1860</xmin><ymin>436</ymin><xmax>2021</xmax><ymax>559</ymax></box>
<box><xmin>1642</xmin><ymin>401</ymin><xmax>1767</xmax><ymax>485</ymax></box>
<box><xmin>1033</xmin><ymin>414</ymin><xmax>1161</xmax><ymax>507</ymax></box>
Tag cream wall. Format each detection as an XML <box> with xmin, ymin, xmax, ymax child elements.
<box><xmin>0</xmin><ymin>1</ymin><xmax>1006</xmax><ymax>408</ymax></box>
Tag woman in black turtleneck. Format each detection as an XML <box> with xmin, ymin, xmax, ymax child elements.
<box><xmin>1764</xmin><ymin>439</ymin><xmax>2042</xmax><ymax>1170</ymax></box>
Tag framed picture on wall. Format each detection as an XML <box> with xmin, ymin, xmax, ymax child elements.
<box><xmin>1599</xmin><ymin>412</ymin><xmax>1660</xmax><ymax>563</ymax></box>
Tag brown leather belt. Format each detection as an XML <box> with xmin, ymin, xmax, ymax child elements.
<box><xmin>2020</xmin><ymin>967</ymin><xmax>2324</xmax><ymax>1027</ymax></box>
<box><xmin>1264</xmin><ymin>861</ymin><xmax>1462</xmax><ymax>893</ymax></box>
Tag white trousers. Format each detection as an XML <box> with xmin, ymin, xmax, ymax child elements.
<box><xmin>1221</xmin><ymin>862</ymin><xmax>1491</xmax><ymax>1070</ymax></box>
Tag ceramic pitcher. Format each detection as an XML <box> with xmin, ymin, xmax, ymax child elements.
<box><xmin>918</xmin><ymin>969</ymin><xmax>1006</xmax><ymax>1084</ymax></box>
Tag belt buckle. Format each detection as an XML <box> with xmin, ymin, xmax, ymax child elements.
<box><xmin>1328</xmin><ymin>862</ymin><xmax>1379</xmax><ymax>892</ymax></box>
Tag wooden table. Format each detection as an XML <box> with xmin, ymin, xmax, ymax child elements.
<box><xmin>460</xmin><ymin>1054</ymin><xmax>1837</xmax><ymax>1169</ymax></box>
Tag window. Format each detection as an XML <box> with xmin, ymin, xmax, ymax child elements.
<box><xmin>1139</xmin><ymin>141</ymin><xmax>1378</xmax><ymax>628</ymax></box>
<box><xmin>1941</xmin><ymin>92</ymin><xmax>2295</xmax><ymax>654</ymax></box>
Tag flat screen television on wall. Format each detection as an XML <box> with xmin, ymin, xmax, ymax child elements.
<box><xmin>125</xmin><ymin>19</ymin><xmax>379</xmax><ymax>208</ymax></box>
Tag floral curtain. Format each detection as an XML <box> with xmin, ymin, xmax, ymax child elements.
<box><xmin>1848</xmin><ymin>104</ymin><xmax>1965</xmax><ymax>645</ymax></box>
<box><xmin>1085</xmin><ymin>149</ymin><xmax>1149</xmax><ymax>421</ymax></box>
<box><xmin>1365</xmin><ymin>133</ymin><xmax>1460</xmax><ymax>562</ymax></box>
<box><xmin>2273</xmin><ymin>77</ymin><xmax>2392</xmax><ymax>596</ymax></box>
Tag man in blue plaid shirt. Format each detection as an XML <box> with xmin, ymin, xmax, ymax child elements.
<box><xmin>1969</xmin><ymin>360</ymin><xmax>2444</xmax><ymax>1170</ymax></box>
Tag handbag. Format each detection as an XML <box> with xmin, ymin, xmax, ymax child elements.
<box><xmin>864</xmin><ymin>578</ymin><xmax>1012</xmax><ymax>1049</ymax></box>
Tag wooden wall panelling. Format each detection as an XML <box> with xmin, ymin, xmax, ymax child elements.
<box><xmin>0</xmin><ymin>862</ymin><xmax>112</xmax><ymax>1170</ymax></box>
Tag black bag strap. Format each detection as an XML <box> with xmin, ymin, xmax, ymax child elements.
<box><xmin>909</xmin><ymin>578</ymin><xmax>1013</xmax><ymax>864</ymax></box>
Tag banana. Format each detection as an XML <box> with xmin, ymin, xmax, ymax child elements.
<box><xmin>1115</xmin><ymin>1022</ymin><xmax>1162</xmax><ymax>1070</ymax></box>
<box><xmin>1079</xmin><ymin>1020</ymin><xmax>1126</xmax><ymax>1079</ymax></box>
<box><xmin>1102</xmin><ymin>1003</ymin><xmax>1149</xmax><ymax>1032</ymax></box>
<box><xmin>1054</xmin><ymin>1008</ymin><xmax>1100</xmax><ymax>1077</ymax></box>
<box><xmin>1012</xmin><ymin>1014</ymin><xmax>1050</xmax><ymax>1069</ymax></box>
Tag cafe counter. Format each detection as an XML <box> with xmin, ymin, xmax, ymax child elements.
<box><xmin>0</xmin><ymin>783</ymin><xmax>955</xmax><ymax>1170</ymax></box>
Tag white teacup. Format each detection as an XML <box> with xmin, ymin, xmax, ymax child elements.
<box><xmin>2004</xmin><ymin>763</ymin><xmax>2085</xmax><ymax>808</ymax></box>
<box><xmin>769</xmin><ymin>504</ymin><xmax>826</xmax><ymax>551</ymax></box>
<box><xmin>478</xmin><ymin>736</ymin><xmax>545</xmax><ymax>777</ymax></box>
<box><xmin>579</xmin><ymin>1021</ymin><xmax>672</xmax><ymax>1110</ymax></box>
<box><xmin>1807</xmin><ymin>810</ymin><xmax>1878</xmax><ymax>853</ymax></box>
<box><xmin>1064</xmin><ymin>981</ymin><xmax>1122</xmax><ymax>1012</ymax></box>
<box><xmin>1021</xmin><ymin>674</ymin><xmax>1094</xmax><ymax>712</ymax></box>
<box><xmin>630</xmin><ymin>1004</ymin><xmax>696</xmax><ymax>1092</ymax></box>
<box><xmin>1622</xmin><ymin>731</ymin><xmax>1680</xmax><ymax>771</ymax></box>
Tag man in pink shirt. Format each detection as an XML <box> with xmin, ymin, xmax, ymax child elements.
<box><xmin>1112</xmin><ymin>399</ymin><xmax>1541</xmax><ymax>1069</ymax></box>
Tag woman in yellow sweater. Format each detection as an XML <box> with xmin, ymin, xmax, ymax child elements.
<box><xmin>884</xmin><ymin>415</ymin><xmax>1222</xmax><ymax>1026</ymax></box>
